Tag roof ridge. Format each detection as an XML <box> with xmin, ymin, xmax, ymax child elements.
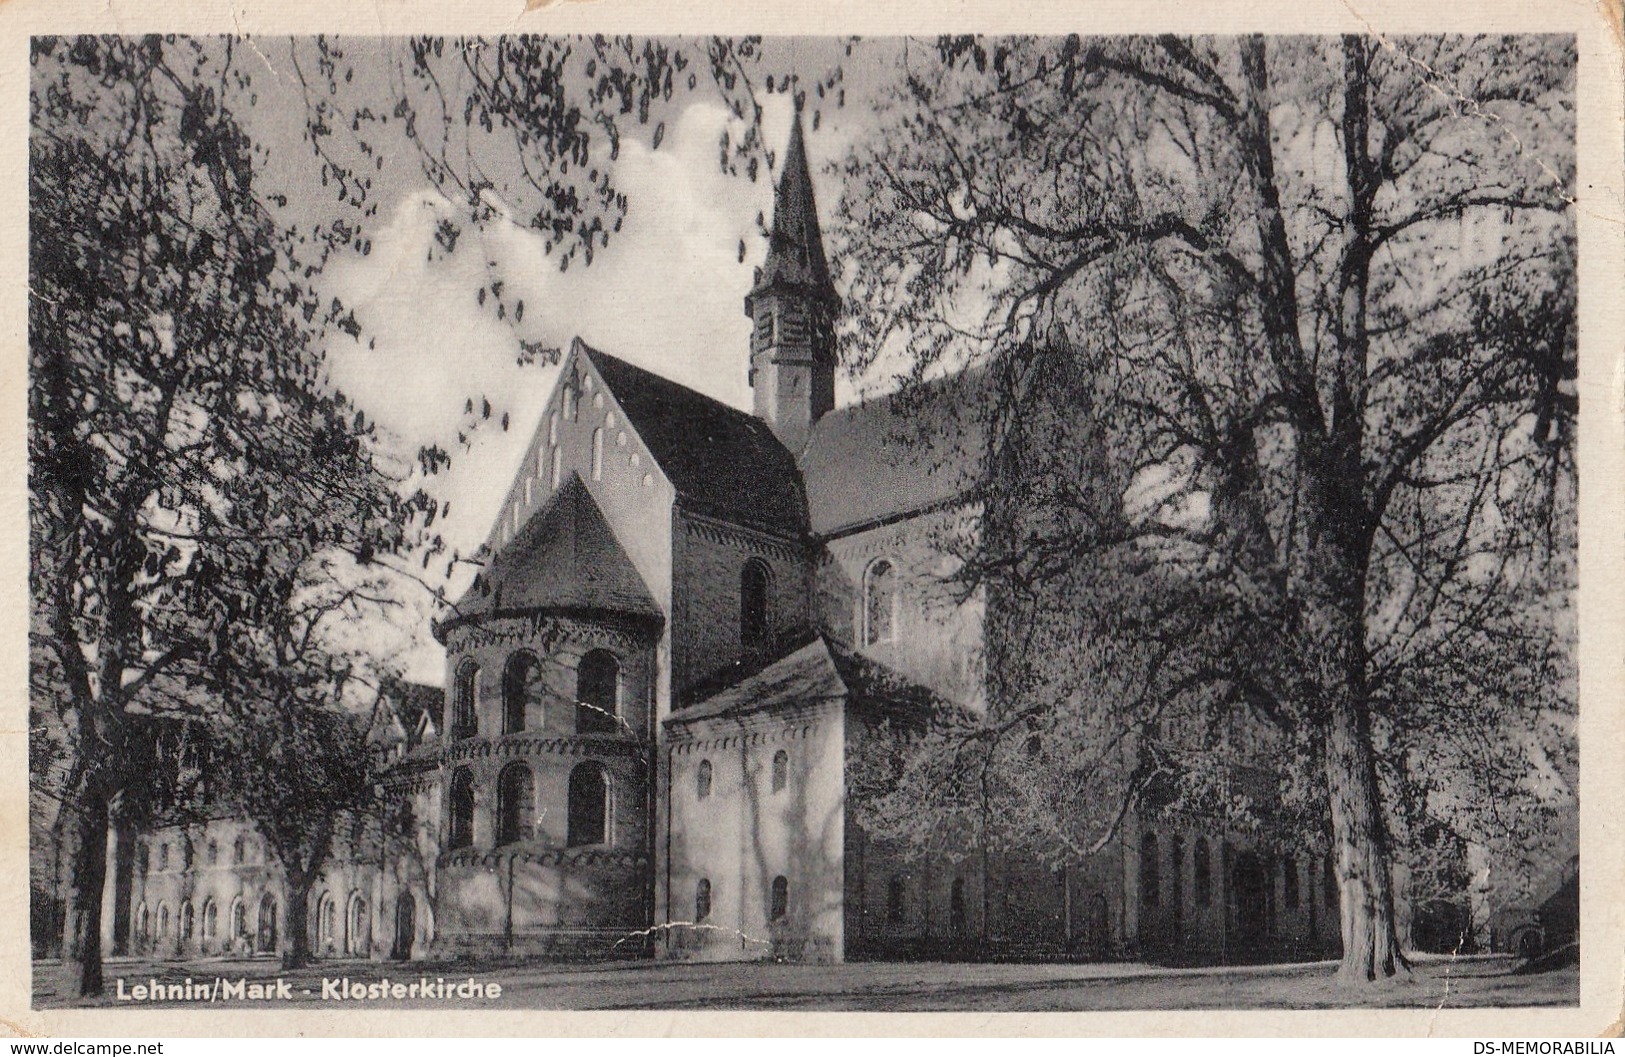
<box><xmin>581</xmin><ymin>344</ymin><xmax>797</xmax><ymax>449</ymax></box>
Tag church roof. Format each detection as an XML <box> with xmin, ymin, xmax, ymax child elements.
<box><xmin>382</xmin><ymin>676</ymin><xmax>443</xmax><ymax>744</ymax></box>
<box><xmin>668</xmin><ymin>634</ymin><xmax>943</xmax><ymax>727</ymax></box>
<box><xmin>584</xmin><ymin>345</ymin><xmax>808</xmax><ymax>536</ymax></box>
<box><xmin>800</xmin><ymin>368</ymin><xmax>990</xmax><ymax>537</ymax></box>
<box><xmin>747</xmin><ymin>112</ymin><xmax>837</xmax><ymax>309</ymax></box>
<box><xmin>449</xmin><ymin>472</ymin><xmax>662</xmax><ymax>626</ymax></box>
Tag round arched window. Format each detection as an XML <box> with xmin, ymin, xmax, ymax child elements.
<box><xmin>863</xmin><ymin>559</ymin><xmax>897</xmax><ymax>646</ymax></box>
<box><xmin>502</xmin><ymin>651</ymin><xmax>544</xmax><ymax>735</ymax></box>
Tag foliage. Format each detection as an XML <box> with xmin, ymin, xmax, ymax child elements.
<box><xmin>29</xmin><ymin>34</ymin><xmax>432</xmax><ymax>993</ymax></box>
<box><xmin>838</xmin><ymin>34</ymin><xmax>1575</xmax><ymax>983</ymax></box>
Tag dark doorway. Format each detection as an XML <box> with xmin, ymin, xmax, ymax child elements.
<box><xmin>1232</xmin><ymin>852</ymin><xmax>1270</xmax><ymax>959</ymax></box>
<box><xmin>392</xmin><ymin>893</ymin><xmax>415</xmax><ymax>960</ymax></box>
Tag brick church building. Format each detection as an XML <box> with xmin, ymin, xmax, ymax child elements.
<box><xmin>99</xmin><ymin>116</ymin><xmax>1345</xmax><ymax>966</ymax></box>
<box><xmin>418</xmin><ymin>113</ymin><xmax>1342</xmax><ymax>965</ymax></box>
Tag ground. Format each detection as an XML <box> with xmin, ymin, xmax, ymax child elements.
<box><xmin>34</xmin><ymin>953</ymin><xmax>1577</xmax><ymax>1011</ymax></box>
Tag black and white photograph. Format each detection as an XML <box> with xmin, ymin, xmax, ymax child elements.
<box><xmin>19</xmin><ymin>9</ymin><xmax>1612</xmax><ymax>1027</ymax></box>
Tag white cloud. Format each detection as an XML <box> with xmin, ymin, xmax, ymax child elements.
<box><xmin>317</xmin><ymin>97</ymin><xmax>830</xmax><ymax>685</ymax></box>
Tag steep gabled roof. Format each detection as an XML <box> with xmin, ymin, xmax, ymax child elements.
<box><xmin>584</xmin><ymin>345</ymin><xmax>808</xmax><ymax>536</ymax></box>
<box><xmin>450</xmin><ymin>472</ymin><xmax>662</xmax><ymax>625</ymax></box>
<box><xmin>799</xmin><ymin>369</ymin><xmax>990</xmax><ymax>537</ymax></box>
<box><xmin>379</xmin><ymin>676</ymin><xmax>443</xmax><ymax>742</ymax></box>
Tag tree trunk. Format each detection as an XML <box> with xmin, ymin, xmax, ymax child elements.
<box><xmin>283</xmin><ymin>872</ymin><xmax>314</xmax><ymax>969</ymax></box>
<box><xmin>1325</xmin><ymin>677</ymin><xmax>1411</xmax><ymax>987</ymax></box>
<box><xmin>62</xmin><ymin>785</ymin><xmax>109</xmax><ymax>997</ymax></box>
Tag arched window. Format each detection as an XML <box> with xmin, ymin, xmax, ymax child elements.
<box><xmin>202</xmin><ymin>900</ymin><xmax>217</xmax><ymax>940</ymax></box>
<box><xmin>232</xmin><ymin>836</ymin><xmax>245</xmax><ymax>865</ymax></box>
<box><xmin>180</xmin><ymin>901</ymin><xmax>194</xmax><ymax>941</ymax></box>
<box><xmin>576</xmin><ymin>650</ymin><xmax>620</xmax><ymax>734</ymax></box>
<box><xmin>230</xmin><ymin>899</ymin><xmax>245</xmax><ymax>940</ymax></box>
<box><xmin>347</xmin><ymin>893</ymin><xmax>369</xmax><ymax>957</ymax></box>
<box><xmin>1284</xmin><ymin>855</ymin><xmax>1300</xmax><ymax>910</ymax></box>
<box><xmin>950</xmin><ymin>877</ymin><xmax>968</xmax><ymax>935</ymax></box>
<box><xmin>771</xmin><ymin>749</ymin><xmax>789</xmax><ymax>793</ymax></box>
<box><xmin>1141</xmin><ymin>831</ymin><xmax>1160</xmax><ymax>908</ymax></box>
<box><xmin>863</xmin><ymin>559</ymin><xmax>897</xmax><ymax>646</ymax></box>
<box><xmin>136</xmin><ymin>843</ymin><xmax>149</xmax><ymax>874</ymax></box>
<box><xmin>453</xmin><ymin>660</ymin><xmax>479</xmax><ymax>740</ymax></box>
<box><xmin>550</xmin><ymin>447</ymin><xmax>562</xmax><ymax>490</ymax></box>
<box><xmin>318</xmin><ymin>893</ymin><xmax>336</xmax><ymax>950</ymax></box>
<box><xmin>207</xmin><ymin>839</ymin><xmax>218</xmax><ymax>865</ymax></box>
<box><xmin>1323</xmin><ymin>853</ymin><xmax>1338</xmax><ymax>909</ymax></box>
<box><xmin>696</xmin><ymin>759</ymin><xmax>713</xmax><ymax>800</ymax></box>
<box><xmin>137</xmin><ymin>904</ymin><xmax>149</xmax><ymax>942</ymax></box>
<box><xmin>886</xmin><ymin>876</ymin><xmax>905</xmax><ymax>924</ymax></box>
<box><xmin>564</xmin><ymin>385</ymin><xmax>578</xmax><ymax>422</ymax></box>
<box><xmin>158</xmin><ymin>843</ymin><xmax>169</xmax><ymax>871</ymax></box>
<box><xmin>497</xmin><ymin>763</ymin><xmax>535</xmax><ymax>845</ymax></box>
<box><xmin>158</xmin><ymin>903</ymin><xmax>170</xmax><ymax>938</ymax></box>
<box><xmin>695</xmin><ymin>878</ymin><xmax>712</xmax><ymax>923</ymax></box>
<box><xmin>567</xmin><ymin>761</ymin><xmax>610</xmax><ymax>847</ymax></box>
<box><xmin>448</xmin><ymin>767</ymin><xmax>475</xmax><ymax>850</ymax></box>
<box><xmin>1194</xmin><ymin>837</ymin><xmax>1212</xmax><ymax>907</ymax></box>
<box><xmin>741</xmin><ymin>560</ymin><xmax>770</xmax><ymax>649</ymax></box>
<box><xmin>502</xmin><ymin>651</ymin><xmax>542</xmax><ymax>735</ymax></box>
<box><xmin>770</xmin><ymin>875</ymin><xmax>789</xmax><ymax>922</ymax></box>
<box><xmin>591</xmin><ymin>427</ymin><xmax>604</xmax><ymax>481</ymax></box>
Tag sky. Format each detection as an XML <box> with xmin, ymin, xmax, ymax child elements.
<box><xmin>241</xmin><ymin>39</ymin><xmax>898</xmax><ymax>685</ymax></box>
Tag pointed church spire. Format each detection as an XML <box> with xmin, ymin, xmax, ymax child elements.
<box><xmin>745</xmin><ymin>110</ymin><xmax>840</xmax><ymax>454</ymax></box>
<box><xmin>751</xmin><ymin>108</ymin><xmax>837</xmax><ymax>307</ymax></box>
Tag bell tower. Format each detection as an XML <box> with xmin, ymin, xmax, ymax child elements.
<box><xmin>745</xmin><ymin>110</ymin><xmax>839</xmax><ymax>454</ymax></box>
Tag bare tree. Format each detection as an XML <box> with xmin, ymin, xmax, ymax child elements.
<box><xmin>839</xmin><ymin>34</ymin><xmax>1574</xmax><ymax>987</ymax></box>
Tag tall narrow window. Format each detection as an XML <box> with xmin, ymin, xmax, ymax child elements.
<box><xmin>1141</xmin><ymin>831</ymin><xmax>1160</xmax><ymax>908</ymax></box>
<box><xmin>770</xmin><ymin>876</ymin><xmax>789</xmax><ymax>922</ymax></box>
<box><xmin>1284</xmin><ymin>856</ymin><xmax>1300</xmax><ymax>910</ymax></box>
<box><xmin>207</xmin><ymin>840</ymin><xmax>218</xmax><ymax>865</ymax></box>
<box><xmin>181</xmin><ymin>901</ymin><xmax>194</xmax><ymax>941</ymax></box>
<box><xmin>158</xmin><ymin>844</ymin><xmax>169</xmax><ymax>871</ymax></box>
<box><xmin>502</xmin><ymin>651</ymin><xmax>542</xmax><ymax>735</ymax></box>
<box><xmin>448</xmin><ymin>767</ymin><xmax>475</xmax><ymax>850</ymax></box>
<box><xmin>863</xmin><ymin>559</ymin><xmax>897</xmax><ymax>646</ymax></box>
<box><xmin>1194</xmin><ymin>837</ymin><xmax>1212</xmax><ymax>907</ymax></box>
<box><xmin>576</xmin><ymin>650</ymin><xmax>620</xmax><ymax>734</ymax></box>
<box><xmin>232</xmin><ymin>837</ymin><xmax>244</xmax><ymax>865</ymax></box>
<box><xmin>203</xmin><ymin>901</ymin><xmax>217</xmax><ymax>940</ymax></box>
<box><xmin>567</xmin><ymin>762</ymin><xmax>609</xmax><ymax>847</ymax></box>
<box><xmin>591</xmin><ymin>427</ymin><xmax>604</xmax><ymax>481</ymax></box>
<box><xmin>159</xmin><ymin>904</ymin><xmax>170</xmax><ymax>938</ymax></box>
<box><xmin>1171</xmin><ymin>834</ymin><xmax>1185</xmax><ymax>918</ymax></box>
<box><xmin>453</xmin><ymin>660</ymin><xmax>479</xmax><ymax>740</ymax></box>
<box><xmin>741</xmin><ymin>560</ymin><xmax>770</xmax><ymax>649</ymax></box>
<box><xmin>550</xmin><ymin>447</ymin><xmax>562</xmax><ymax>489</ymax></box>
<box><xmin>696</xmin><ymin>759</ymin><xmax>713</xmax><ymax>800</ymax></box>
<box><xmin>771</xmin><ymin>749</ymin><xmax>789</xmax><ymax>793</ymax></box>
<box><xmin>496</xmin><ymin>764</ymin><xmax>535</xmax><ymax>845</ymax></box>
<box><xmin>695</xmin><ymin>878</ymin><xmax>712</xmax><ymax>923</ymax></box>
